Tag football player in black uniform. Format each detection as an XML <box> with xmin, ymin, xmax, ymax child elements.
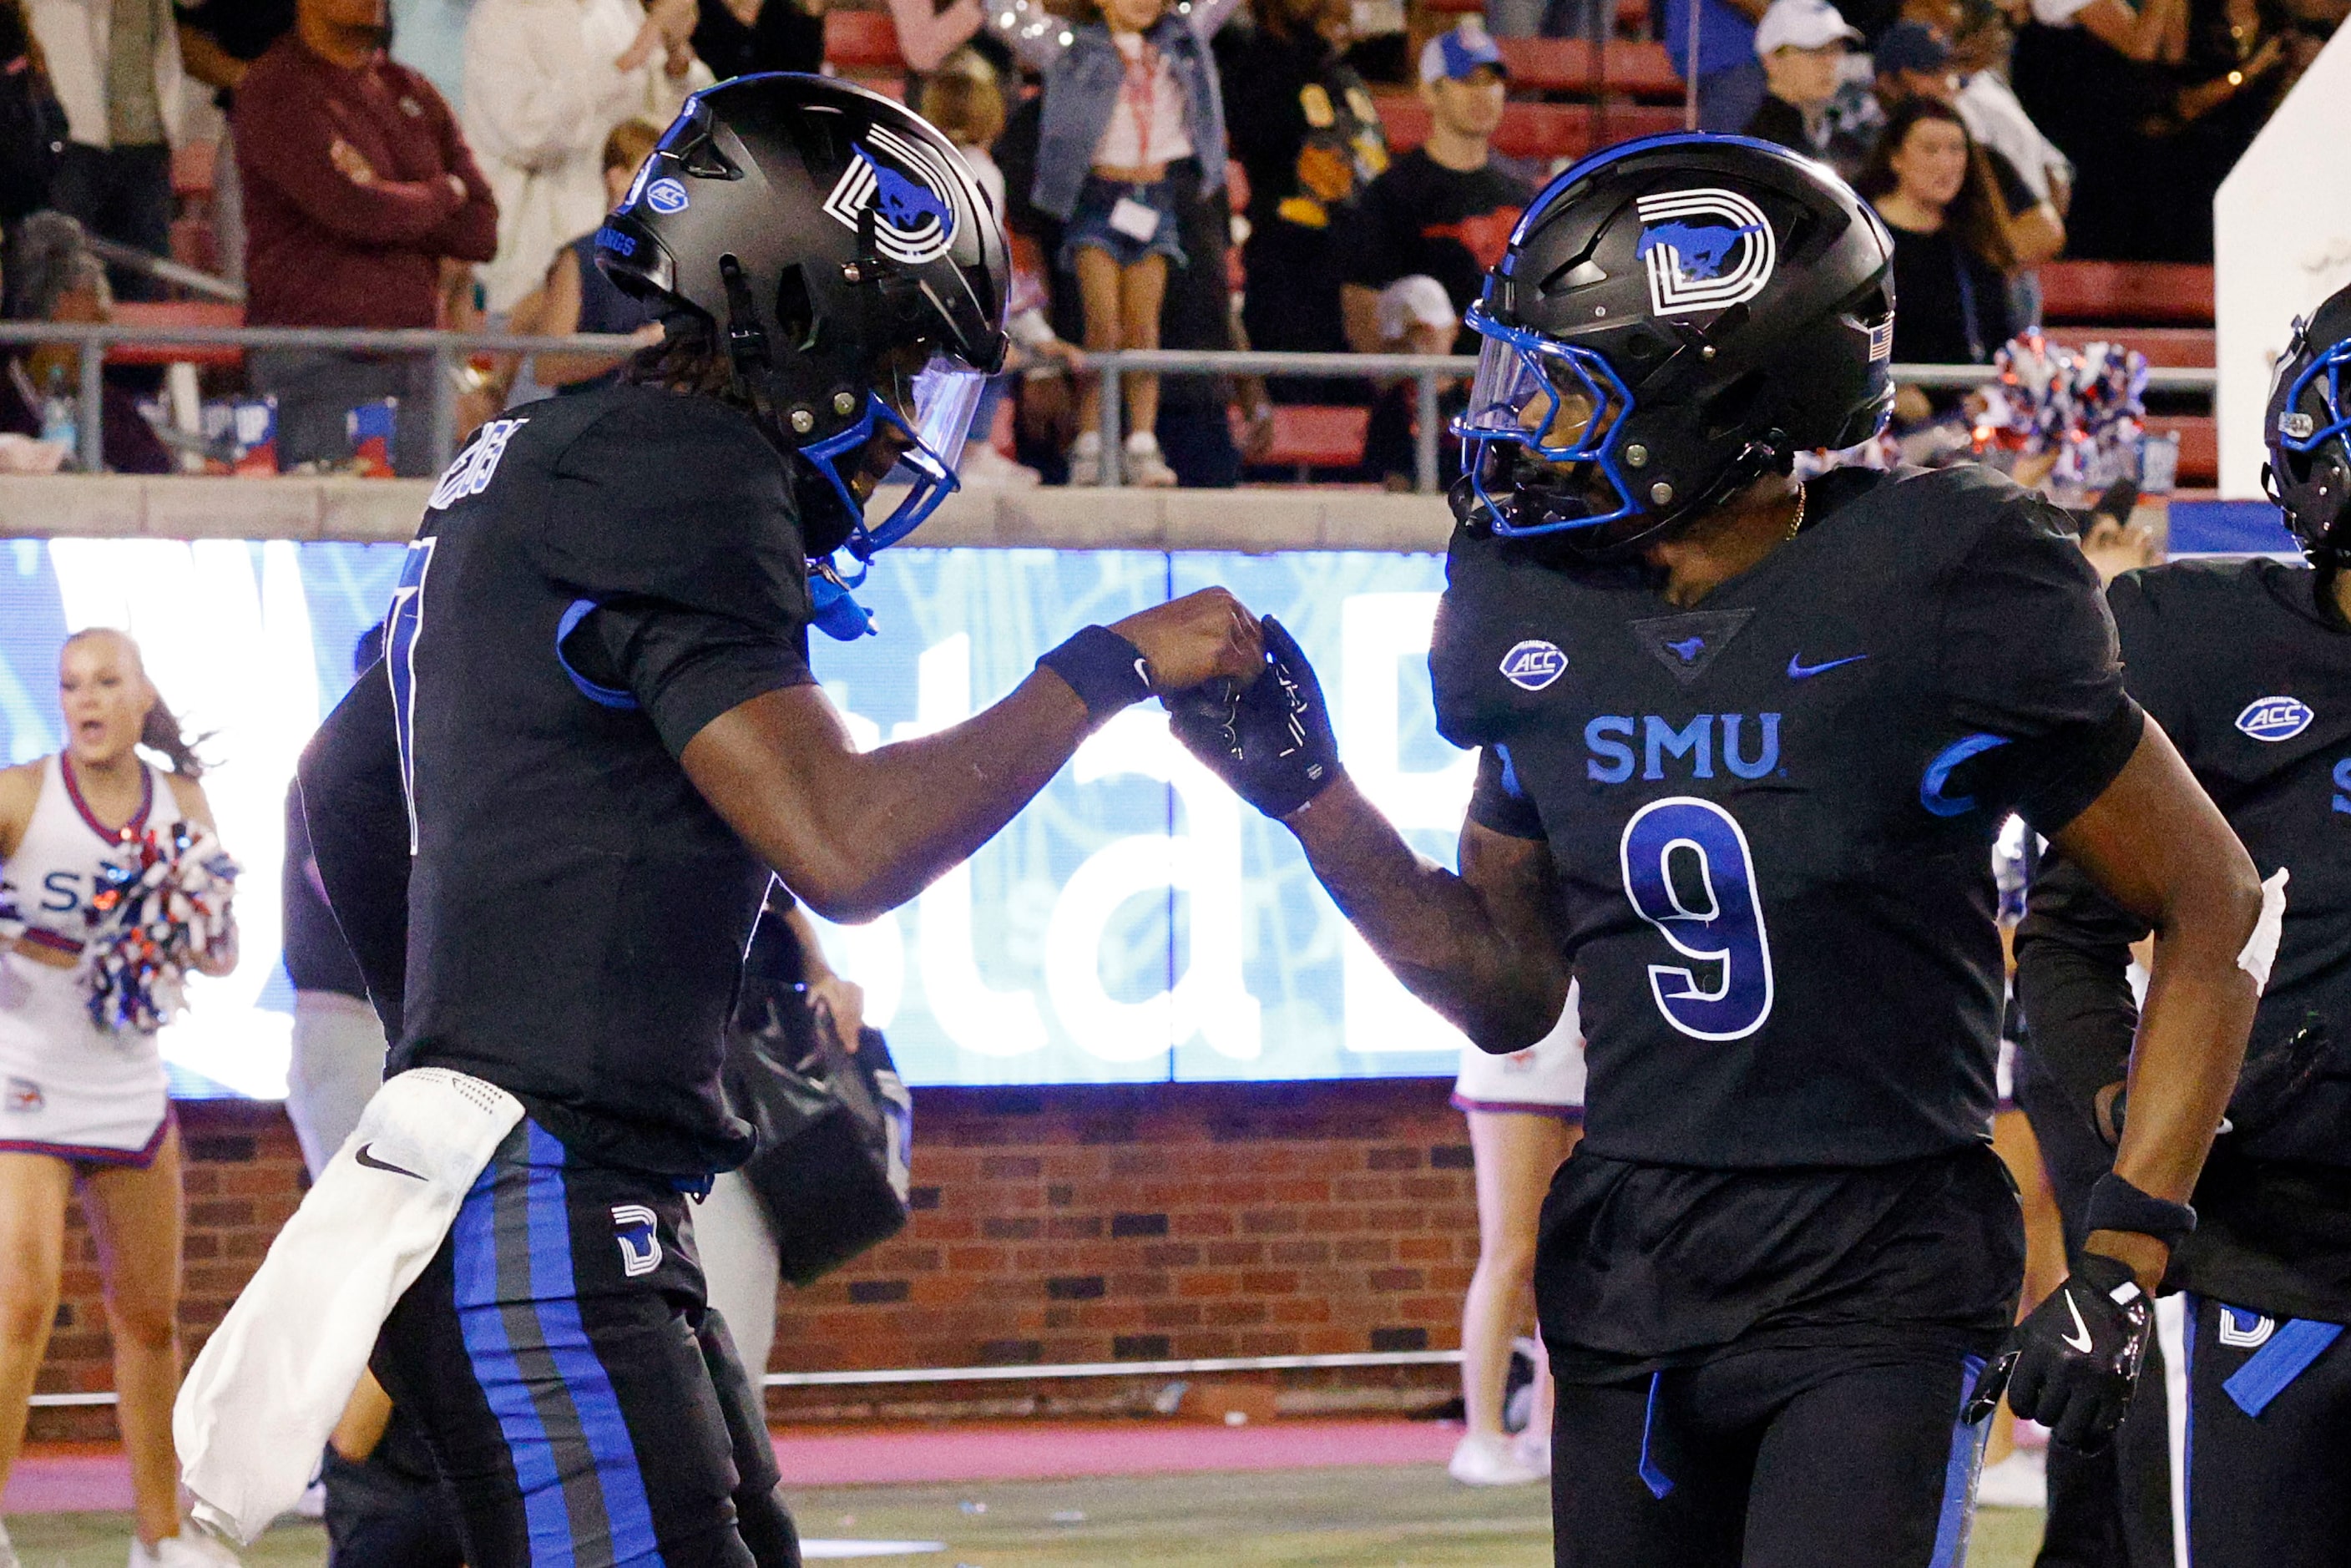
<box><xmin>1169</xmin><ymin>134</ymin><xmax>2264</xmax><ymax>1565</ymax></box>
<box><xmin>2015</xmin><ymin>284</ymin><xmax>2351</xmax><ymax>1568</ymax></box>
<box><xmin>294</xmin><ymin>78</ymin><xmax>1262</xmax><ymax>1568</ymax></box>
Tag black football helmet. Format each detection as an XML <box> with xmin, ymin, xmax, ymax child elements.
<box><xmin>2265</xmin><ymin>282</ymin><xmax>2351</xmax><ymax>568</ymax></box>
<box><xmin>1455</xmin><ymin>134</ymin><xmax>1895</xmax><ymax>548</ymax></box>
<box><xmin>599</xmin><ymin>74</ymin><xmax>1009</xmax><ymax>560</ymax></box>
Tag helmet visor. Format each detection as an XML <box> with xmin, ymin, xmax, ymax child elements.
<box><xmin>801</xmin><ymin>351</ymin><xmax>992</xmax><ymax>559</ymax></box>
<box><xmin>1454</xmin><ymin>303</ymin><xmax>1640</xmax><ymax>534</ymax></box>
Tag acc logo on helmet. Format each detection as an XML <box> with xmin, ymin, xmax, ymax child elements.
<box><xmin>1633</xmin><ymin>189</ymin><xmax>1777</xmax><ymax>319</ymax></box>
<box><xmin>822</xmin><ymin>125</ymin><xmax>961</xmax><ymax>266</ymax></box>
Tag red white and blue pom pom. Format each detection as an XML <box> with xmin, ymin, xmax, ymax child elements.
<box><xmin>1973</xmin><ymin>331</ymin><xmax>2151</xmax><ymax>492</ymax></box>
<box><xmin>81</xmin><ymin>822</ymin><xmax>240</xmax><ymax>1033</ymax></box>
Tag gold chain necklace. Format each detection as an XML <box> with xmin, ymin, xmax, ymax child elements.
<box><xmin>1784</xmin><ymin>482</ymin><xmax>1809</xmax><ymax>541</ymax></box>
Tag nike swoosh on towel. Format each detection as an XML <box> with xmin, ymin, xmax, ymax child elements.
<box><xmin>355</xmin><ymin>1142</ymin><xmax>427</xmax><ymax>1181</ymax></box>
<box><xmin>1787</xmin><ymin>653</ymin><xmax>1868</xmax><ymax>679</ymax></box>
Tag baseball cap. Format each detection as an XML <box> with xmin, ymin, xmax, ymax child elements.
<box><xmin>1378</xmin><ymin>276</ymin><xmax>1458</xmax><ymax>341</ymax></box>
<box><xmin>1753</xmin><ymin>0</ymin><xmax>1863</xmax><ymax>56</ymax></box>
<box><xmin>1874</xmin><ymin>20</ymin><xmax>1954</xmax><ymax>72</ymax></box>
<box><xmin>1420</xmin><ymin>21</ymin><xmax>1509</xmax><ymax>85</ymax></box>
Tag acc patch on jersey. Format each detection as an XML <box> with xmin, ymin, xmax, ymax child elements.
<box><xmin>1499</xmin><ymin>639</ymin><xmax>1569</xmax><ymax>691</ymax></box>
<box><xmin>2236</xmin><ymin>695</ymin><xmax>2314</xmax><ymax>742</ymax></box>
<box><xmin>1633</xmin><ymin>189</ymin><xmax>1776</xmax><ymax>318</ymax></box>
<box><xmin>822</xmin><ymin>125</ymin><xmax>960</xmax><ymax>266</ymax></box>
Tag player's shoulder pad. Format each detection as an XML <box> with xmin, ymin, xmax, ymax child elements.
<box><xmin>1431</xmin><ymin>520</ymin><xmax>1587</xmax><ymax>751</ymax></box>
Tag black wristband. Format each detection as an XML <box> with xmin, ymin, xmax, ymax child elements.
<box><xmin>1037</xmin><ymin>625</ymin><xmax>1153</xmax><ymax>727</ymax></box>
<box><xmin>2085</xmin><ymin>1172</ymin><xmax>2197</xmax><ymax>1245</ymax></box>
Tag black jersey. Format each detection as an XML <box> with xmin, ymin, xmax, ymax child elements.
<box><xmin>282</xmin><ymin>781</ymin><xmax>367</xmax><ymax>999</ymax></box>
<box><xmin>2020</xmin><ymin>558</ymin><xmax>2351</xmax><ymax>1318</ymax></box>
<box><xmin>1433</xmin><ymin>465</ymin><xmax>2142</xmax><ymax>1171</ymax></box>
<box><xmin>382</xmin><ymin>383</ymin><xmax>817</xmax><ymax>1175</ymax></box>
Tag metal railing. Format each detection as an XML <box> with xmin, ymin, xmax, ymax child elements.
<box><xmin>0</xmin><ymin>321</ymin><xmax>2222</xmax><ymax>493</ymax></box>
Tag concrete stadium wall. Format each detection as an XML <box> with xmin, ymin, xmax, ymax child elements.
<box><xmin>29</xmin><ymin>1082</ymin><xmax>1478</xmax><ymax>1442</ymax></box>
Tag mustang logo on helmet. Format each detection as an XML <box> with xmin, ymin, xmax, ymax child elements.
<box><xmin>1633</xmin><ymin>190</ymin><xmax>1777</xmax><ymax>317</ymax></box>
<box><xmin>822</xmin><ymin>125</ymin><xmax>961</xmax><ymax>266</ymax></box>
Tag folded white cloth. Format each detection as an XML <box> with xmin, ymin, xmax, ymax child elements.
<box><xmin>174</xmin><ymin>1067</ymin><xmax>524</xmax><ymax>1543</ymax></box>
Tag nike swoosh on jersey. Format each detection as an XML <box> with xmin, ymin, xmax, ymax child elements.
<box><xmin>354</xmin><ymin>1143</ymin><xmax>427</xmax><ymax>1181</ymax></box>
<box><xmin>2061</xmin><ymin>1290</ymin><xmax>2095</xmax><ymax>1353</ymax></box>
<box><xmin>1787</xmin><ymin>653</ymin><xmax>1869</xmax><ymax>679</ymax></box>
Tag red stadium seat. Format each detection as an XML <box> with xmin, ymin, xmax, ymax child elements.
<box><xmin>2037</xmin><ymin>262</ymin><xmax>2215</xmax><ymax>327</ymax></box>
<box><xmin>1254</xmin><ymin>405</ymin><xmax>1370</xmax><ymax>475</ymax></box>
<box><xmin>104</xmin><ymin>301</ymin><xmax>244</xmax><ymax>369</ymax></box>
<box><xmin>2045</xmin><ymin>328</ymin><xmax>2213</xmax><ymax>369</ymax></box>
<box><xmin>1374</xmin><ymin>94</ymin><xmax>1676</xmax><ymax>162</ymax></box>
<box><xmin>1496</xmin><ymin>38</ymin><xmax>1682</xmax><ymax>99</ymax></box>
<box><xmin>2146</xmin><ymin>414</ymin><xmax>2217</xmax><ymax>487</ymax></box>
<box><xmin>825</xmin><ymin>8</ymin><xmax>906</xmax><ymax>74</ymax></box>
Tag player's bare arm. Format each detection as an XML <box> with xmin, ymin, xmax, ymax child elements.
<box><xmin>1284</xmin><ymin>787</ymin><xmax>1570</xmax><ymax>1053</ymax></box>
<box><xmin>2044</xmin><ymin>718</ymin><xmax>2265</xmax><ymax>1290</ymax></box>
<box><xmin>682</xmin><ymin>587</ymin><xmax>1263</xmax><ymax>924</ymax></box>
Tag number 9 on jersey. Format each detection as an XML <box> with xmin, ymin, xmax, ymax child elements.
<box><xmin>1618</xmin><ymin>797</ymin><xmax>1775</xmax><ymax>1040</ymax></box>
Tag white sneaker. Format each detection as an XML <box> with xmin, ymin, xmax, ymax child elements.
<box><xmin>1513</xmin><ymin>1424</ymin><xmax>1552</xmax><ymax>1479</ymax></box>
<box><xmin>129</xmin><ymin>1528</ymin><xmax>244</xmax><ymax>1567</ymax></box>
<box><xmin>1448</xmin><ymin>1429</ymin><xmax>1546</xmax><ymax>1486</ymax></box>
<box><xmin>1</xmin><ymin>1517</ymin><xmax>20</xmax><ymax>1568</ymax></box>
<box><xmin>958</xmin><ymin>441</ymin><xmax>1040</xmax><ymax>488</ymax></box>
<box><xmin>1065</xmin><ymin>430</ymin><xmax>1101</xmax><ymax>486</ymax></box>
<box><xmin>1974</xmin><ymin>1448</ymin><xmax>2047</xmax><ymax>1510</ymax></box>
<box><xmin>1122</xmin><ymin>430</ymin><xmax>1177</xmax><ymax>488</ymax></box>
<box><xmin>291</xmin><ymin>1475</ymin><xmax>328</xmax><ymax>1519</ymax></box>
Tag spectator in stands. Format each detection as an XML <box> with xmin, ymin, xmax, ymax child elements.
<box><xmin>991</xmin><ymin>0</ymin><xmax>1241</xmax><ymax>487</ymax></box>
<box><xmin>0</xmin><ymin>0</ymin><xmax>64</xmax><ymax>230</ymax></box>
<box><xmin>1873</xmin><ymin>20</ymin><xmax>2065</xmax><ymax>265</ymax></box>
<box><xmin>1860</xmin><ymin>97</ymin><xmax>2016</xmax><ymax>419</ymax></box>
<box><xmin>233</xmin><ymin>0</ymin><xmax>498</xmax><ymax>475</ymax></box>
<box><xmin>1950</xmin><ymin>0</ymin><xmax>2070</xmax><ymax>215</ymax></box>
<box><xmin>2010</xmin><ymin>0</ymin><xmax>2180</xmax><ymax>259</ymax></box>
<box><xmin>921</xmin><ymin>50</ymin><xmax>1008</xmax><ymax>216</ymax></box>
<box><xmin>462</xmin><ymin>0</ymin><xmax>705</xmax><ymax>316</ymax></box>
<box><xmin>0</xmin><ymin>210</ymin><xmax>170</xmax><ymax>471</ymax></box>
<box><xmin>692</xmin><ymin>0</ymin><xmax>822</xmax><ymax>77</ymax></box>
<box><xmin>22</xmin><ymin>0</ymin><xmax>186</xmax><ymax>300</ymax></box>
<box><xmin>490</xmin><ymin>120</ymin><xmax>665</xmax><ymax>407</ymax></box>
<box><xmin>1337</xmin><ymin>23</ymin><xmax>1529</xmax><ymax>357</ymax></box>
<box><xmin>1744</xmin><ymin>0</ymin><xmax>1877</xmax><ymax>179</ymax></box>
<box><xmin>1358</xmin><ymin>274</ymin><xmax>1455</xmax><ymax>489</ymax></box>
<box><xmin>174</xmin><ymin>0</ymin><xmax>294</xmax><ymax>284</ymax></box>
<box><xmin>1216</xmin><ymin>0</ymin><xmax>1388</xmax><ymax>394</ymax></box>
<box><xmin>2138</xmin><ymin>0</ymin><xmax>2331</xmax><ymax>262</ymax></box>
<box><xmin>885</xmin><ymin>0</ymin><xmax>989</xmax><ymax>73</ymax></box>
<box><xmin>1661</xmin><ymin>0</ymin><xmax>1772</xmax><ymax>130</ymax></box>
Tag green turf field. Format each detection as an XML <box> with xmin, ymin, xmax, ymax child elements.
<box><xmin>1</xmin><ymin>1469</ymin><xmax>2050</xmax><ymax>1566</ymax></box>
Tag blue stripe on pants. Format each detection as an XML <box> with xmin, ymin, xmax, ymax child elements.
<box><xmin>524</xmin><ymin>1123</ymin><xmax>667</xmax><ymax>1568</ymax></box>
<box><xmin>1928</xmin><ymin>1354</ymin><xmax>1989</xmax><ymax>1568</ymax></box>
<box><xmin>453</xmin><ymin>1161</ymin><xmax>576</xmax><ymax>1565</ymax></box>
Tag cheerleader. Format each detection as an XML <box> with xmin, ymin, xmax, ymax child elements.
<box><xmin>0</xmin><ymin>629</ymin><xmax>240</xmax><ymax>1568</ymax></box>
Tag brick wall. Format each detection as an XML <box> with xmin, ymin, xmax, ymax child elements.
<box><xmin>33</xmin><ymin>1078</ymin><xmax>1481</xmax><ymax>1440</ymax></box>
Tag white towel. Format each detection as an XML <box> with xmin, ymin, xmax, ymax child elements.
<box><xmin>174</xmin><ymin>1067</ymin><xmax>524</xmax><ymax>1543</ymax></box>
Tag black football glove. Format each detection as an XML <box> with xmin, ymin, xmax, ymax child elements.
<box><xmin>1965</xmin><ymin>1251</ymin><xmax>2152</xmax><ymax>1449</ymax></box>
<box><xmin>1166</xmin><ymin>616</ymin><xmax>1340</xmax><ymax>819</ymax></box>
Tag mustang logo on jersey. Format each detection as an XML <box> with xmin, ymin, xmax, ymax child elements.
<box><xmin>1632</xmin><ymin>190</ymin><xmax>1777</xmax><ymax>318</ymax></box>
<box><xmin>823</xmin><ymin>128</ymin><xmax>960</xmax><ymax>266</ymax></box>
<box><xmin>1585</xmin><ymin>713</ymin><xmax>1781</xmax><ymax>782</ymax></box>
<box><xmin>2237</xmin><ymin>696</ymin><xmax>2314</xmax><ymax>742</ymax></box>
<box><xmin>612</xmin><ymin>1204</ymin><xmax>662</xmax><ymax>1277</ymax></box>
<box><xmin>1499</xmin><ymin>640</ymin><xmax>1568</xmax><ymax>690</ymax></box>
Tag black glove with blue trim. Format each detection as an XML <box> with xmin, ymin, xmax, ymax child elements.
<box><xmin>1167</xmin><ymin>616</ymin><xmax>1340</xmax><ymax>819</ymax></box>
<box><xmin>1965</xmin><ymin>1251</ymin><xmax>2153</xmax><ymax>1449</ymax></box>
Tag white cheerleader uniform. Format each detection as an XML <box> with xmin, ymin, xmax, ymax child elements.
<box><xmin>1452</xmin><ymin>980</ymin><xmax>1586</xmax><ymax>1120</ymax></box>
<box><xmin>0</xmin><ymin>755</ymin><xmax>181</xmax><ymax>1166</ymax></box>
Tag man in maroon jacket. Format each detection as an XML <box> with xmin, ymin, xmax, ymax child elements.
<box><xmin>231</xmin><ymin>0</ymin><xmax>496</xmax><ymax>475</ymax></box>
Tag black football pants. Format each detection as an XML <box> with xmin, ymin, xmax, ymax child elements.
<box><xmin>1550</xmin><ymin>1344</ymin><xmax>1990</xmax><ymax>1568</ymax></box>
<box><xmin>373</xmin><ymin>1120</ymin><xmax>800</xmax><ymax>1568</ymax></box>
<box><xmin>2176</xmin><ymin>1295</ymin><xmax>2351</xmax><ymax>1568</ymax></box>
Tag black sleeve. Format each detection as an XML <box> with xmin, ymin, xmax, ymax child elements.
<box><xmin>294</xmin><ymin>660</ymin><xmax>411</xmax><ymax>1037</ymax></box>
<box><xmin>1335</xmin><ymin>171</ymin><xmax>1404</xmax><ymax>291</ymax></box>
<box><xmin>2015</xmin><ymin>845</ymin><xmax>2148</xmax><ymax>1128</ymax></box>
<box><xmin>1938</xmin><ymin>494</ymin><xmax>2142</xmax><ymax>834</ymax></box>
<box><xmin>1987</xmin><ymin>146</ymin><xmax>2038</xmax><ymax>216</ymax></box>
<box><xmin>1468</xmin><ymin>745</ymin><xmax>1546</xmax><ymax>840</ymax></box>
<box><xmin>562</xmin><ymin>599</ymin><xmax>814</xmax><ymax>758</ymax></box>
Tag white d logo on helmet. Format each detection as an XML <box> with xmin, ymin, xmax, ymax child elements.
<box><xmin>822</xmin><ymin>124</ymin><xmax>961</xmax><ymax>266</ymax></box>
<box><xmin>1633</xmin><ymin>189</ymin><xmax>1777</xmax><ymax>318</ymax></box>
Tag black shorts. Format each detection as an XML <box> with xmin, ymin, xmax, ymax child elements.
<box><xmin>372</xmin><ymin>1120</ymin><xmax>800</xmax><ymax>1568</ymax></box>
<box><xmin>1550</xmin><ymin>1343</ymin><xmax>1990</xmax><ymax>1568</ymax></box>
<box><xmin>2177</xmin><ymin>1294</ymin><xmax>2351</xmax><ymax>1568</ymax></box>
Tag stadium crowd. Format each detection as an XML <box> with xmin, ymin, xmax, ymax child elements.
<box><xmin>0</xmin><ymin>0</ymin><xmax>2336</xmax><ymax>482</ymax></box>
